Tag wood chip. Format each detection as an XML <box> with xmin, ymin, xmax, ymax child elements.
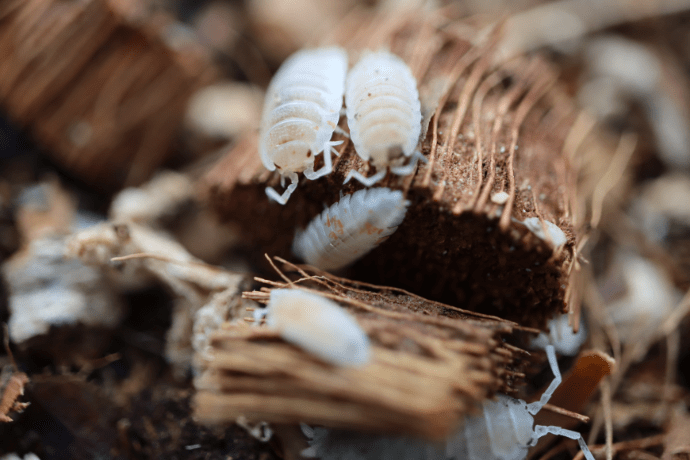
<box><xmin>193</xmin><ymin>257</ymin><xmax>526</xmax><ymax>438</ymax></box>
<box><xmin>203</xmin><ymin>11</ymin><xmax>602</xmax><ymax>329</ymax></box>
<box><xmin>0</xmin><ymin>0</ymin><xmax>216</xmax><ymax>189</ymax></box>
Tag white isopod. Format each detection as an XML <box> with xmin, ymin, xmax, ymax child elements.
<box><xmin>292</xmin><ymin>187</ymin><xmax>410</xmax><ymax>271</ymax></box>
<box><xmin>446</xmin><ymin>344</ymin><xmax>595</xmax><ymax>460</ymax></box>
<box><xmin>304</xmin><ymin>345</ymin><xmax>595</xmax><ymax>460</ymax></box>
<box><xmin>344</xmin><ymin>51</ymin><xmax>425</xmax><ymax>186</ymax></box>
<box><xmin>259</xmin><ymin>47</ymin><xmax>348</xmax><ymax>204</ymax></box>
<box><xmin>531</xmin><ymin>313</ymin><xmax>588</xmax><ymax>357</ymax></box>
<box><xmin>265</xmin><ymin>288</ymin><xmax>371</xmax><ymax>367</ymax></box>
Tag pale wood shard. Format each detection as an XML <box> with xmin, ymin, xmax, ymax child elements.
<box><xmin>204</xmin><ymin>10</ymin><xmax>592</xmax><ymax>330</ymax></box>
<box><xmin>193</xmin><ymin>258</ymin><xmax>527</xmax><ymax>438</ymax></box>
<box><xmin>0</xmin><ymin>0</ymin><xmax>216</xmax><ymax>190</ymax></box>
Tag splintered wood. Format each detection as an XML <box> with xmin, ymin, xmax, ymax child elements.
<box><xmin>205</xmin><ymin>11</ymin><xmax>590</xmax><ymax>329</ymax></box>
<box><xmin>0</xmin><ymin>0</ymin><xmax>215</xmax><ymax>189</ymax></box>
<box><xmin>193</xmin><ymin>258</ymin><xmax>528</xmax><ymax>438</ymax></box>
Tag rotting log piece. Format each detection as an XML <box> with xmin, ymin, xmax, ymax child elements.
<box><xmin>0</xmin><ymin>0</ymin><xmax>216</xmax><ymax>190</ymax></box>
<box><xmin>193</xmin><ymin>258</ymin><xmax>530</xmax><ymax>439</ymax></box>
<box><xmin>205</xmin><ymin>11</ymin><xmax>588</xmax><ymax>329</ymax></box>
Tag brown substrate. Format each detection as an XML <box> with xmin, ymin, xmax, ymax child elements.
<box><xmin>204</xmin><ymin>11</ymin><xmax>585</xmax><ymax>330</ymax></box>
<box><xmin>194</xmin><ymin>263</ymin><xmax>528</xmax><ymax>439</ymax></box>
<box><xmin>0</xmin><ymin>0</ymin><xmax>216</xmax><ymax>190</ymax></box>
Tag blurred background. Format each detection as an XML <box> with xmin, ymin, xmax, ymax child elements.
<box><xmin>2</xmin><ymin>0</ymin><xmax>690</xmax><ymax>459</ymax></box>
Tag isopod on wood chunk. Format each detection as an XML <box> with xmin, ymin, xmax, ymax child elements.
<box><xmin>259</xmin><ymin>47</ymin><xmax>348</xmax><ymax>204</ymax></box>
<box><xmin>344</xmin><ymin>51</ymin><xmax>425</xmax><ymax>186</ymax></box>
<box><xmin>265</xmin><ymin>289</ymin><xmax>371</xmax><ymax>367</ymax></box>
<box><xmin>446</xmin><ymin>345</ymin><xmax>595</xmax><ymax>460</ymax></box>
<box><xmin>292</xmin><ymin>187</ymin><xmax>410</xmax><ymax>271</ymax></box>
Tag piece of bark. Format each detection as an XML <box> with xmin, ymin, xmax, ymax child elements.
<box><xmin>0</xmin><ymin>0</ymin><xmax>216</xmax><ymax>190</ymax></box>
<box><xmin>204</xmin><ymin>10</ymin><xmax>594</xmax><ymax>329</ymax></box>
<box><xmin>0</xmin><ymin>366</ymin><xmax>29</xmax><ymax>423</ymax></box>
<box><xmin>193</xmin><ymin>259</ymin><xmax>528</xmax><ymax>439</ymax></box>
<box><xmin>4</xmin><ymin>180</ymin><xmax>125</xmax><ymax>353</ymax></box>
<box><xmin>67</xmin><ymin>220</ymin><xmax>251</xmax><ymax>376</ymax></box>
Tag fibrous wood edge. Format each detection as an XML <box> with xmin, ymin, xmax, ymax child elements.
<box><xmin>0</xmin><ymin>0</ymin><xmax>216</xmax><ymax>190</ymax></box>
<box><xmin>193</xmin><ymin>258</ymin><xmax>527</xmax><ymax>439</ymax></box>
<box><xmin>204</xmin><ymin>9</ymin><xmax>593</xmax><ymax>329</ymax></box>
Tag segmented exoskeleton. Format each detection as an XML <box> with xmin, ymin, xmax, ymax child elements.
<box><xmin>260</xmin><ymin>47</ymin><xmax>348</xmax><ymax>204</ymax></box>
<box><xmin>303</xmin><ymin>346</ymin><xmax>595</xmax><ymax>460</ymax></box>
<box><xmin>264</xmin><ymin>289</ymin><xmax>370</xmax><ymax>367</ymax></box>
<box><xmin>292</xmin><ymin>187</ymin><xmax>410</xmax><ymax>271</ymax></box>
<box><xmin>344</xmin><ymin>51</ymin><xmax>425</xmax><ymax>186</ymax></box>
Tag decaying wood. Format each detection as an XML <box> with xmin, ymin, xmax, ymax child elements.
<box><xmin>0</xmin><ymin>370</ymin><xmax>29</xmax><ymax>423</ymax></box>
<box><xmin>204</xmin><ymin>10</ymin><xmax>601</xmax><ymax>329</ymax></box>
<box><xmin>0</xmin><ymin>0</ymin><xmax>216</xmax><ymax>190</ymax></box>
<box><xmin>0</xmin><ymin>326</ymin><xmax>29</xmax><ymax>423</ymax></box>
<box><xmin>193</xmin><ymin>257</ymin><xmax>528</xmax><ymax>439</ymax></box>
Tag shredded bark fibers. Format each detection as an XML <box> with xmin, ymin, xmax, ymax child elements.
<box><xmin>204</xmin><ymin>11</ymin><xmax>587</xmax><ymax>329</ymax></box>
<box><xmin>0</xmin><ymin>0</ymin><xmax>216</xmax><ymax>190</ymax></box>
<box><xmin>193</xmin><ymin>258</ymin><xmax>527</xmax><ymax>439</ymax></box>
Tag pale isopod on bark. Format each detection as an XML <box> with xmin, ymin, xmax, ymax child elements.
<box><xmin>259</xmin><ymin>47</ymin><xmax>348</xmax><ymax>204</ymax></box>
<box><xmin>447</xmin><ymin>345</ymin><xmax>595</xmax><ymax>460</ymax></box>
<box><xmin>292</xmin><ymin>187</ymin><xmax>410</xmax><ymax>271</ymax></box>
<box><xmin>303</xmin><ymin>346</ymin><xmax>595</xmax><ymax>460</ymax></box>
<box><xmin>265</xmin><ymin>288</ymin><xmax>370</xmax><ymax>367</ymax></box>
<box><xmin>344</xmin><ymin>51</ymin><xmax>425</xmax><ymax>186</ymax></box>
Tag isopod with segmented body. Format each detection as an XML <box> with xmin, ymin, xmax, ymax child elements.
<box><xmin>260</xmin><ymin>47</ymin><xmax>348</xmax><ymax>204</ymax></box>
<box><xmin>447</xmin><ymin>345</ymin><xmax>595</xmax><ymax>460</ymax></box>
<box><xmin>344</xmin><ymin>51</ymin><xmax>425</xmax><ymax>186</ymax></box>
<box><xmin>265</xmin><ymin>288</ymin><xmax>370</xmax><ymax>367</ymax></box>
<box><xmin>303</xmin><ymin>346</ymin><xmax>595</xmax><ymax>460</ymax></box>
<box><xmin>292</xmin><ymin>187</ymin><xmax>410</xmax><ymax>271</ymax></box>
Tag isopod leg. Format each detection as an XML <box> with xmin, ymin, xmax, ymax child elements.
<box><xmin>304</xmin><ymin>141</ymin><xmax>337</xmax><ymax>180</ymax></box>
<box><xmin>329</xmin><ymin>140</ymin><xmax>344</xmax><ymax>156</ymax></box>
<box><xmin>390</xmin><ymin>150</ymin><xmax>427</xmax><ymax>176</ymax></box>
<box><xmin>343</xmin><ymin>169</ymin><xmax>387</xmax><ymax>186</ymax></box>
<box><xmin>265</xmin><ymin>172</ymin><xmax>299</xmax><ymax>205</ymax></box>
<box><xmin>527</xmin><ymin>344</ymin><xmax>561</xmax><ymax>415</ymax></box>
<box><xmin>334</xmin><ymin>125</ymin><xmax>350</xmax><ymax>138</ymax></box>
<box><xmin>532</xmin><ymin>425</ymin><xmax>595</xmax><ymax>460</ymax></box>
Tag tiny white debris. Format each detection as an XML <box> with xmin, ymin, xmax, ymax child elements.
<box><xmin>491</xmin><ymin>191</ymin><xmax>509</xmax><ymax>205</ymax></box>
<box><xmin>266</xmin><ymin>289</ymin><xmax>370</xmax><ymax>367</ymax></box>
<box><xmin>520</xmin><ymin>217</ymin><xmax>567</xmax><ymax>248</ymax></box>
<box><xmin>236</xmin><ymin>415</ymin><xmax>273</xmax><ymax>442</ymax></box>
